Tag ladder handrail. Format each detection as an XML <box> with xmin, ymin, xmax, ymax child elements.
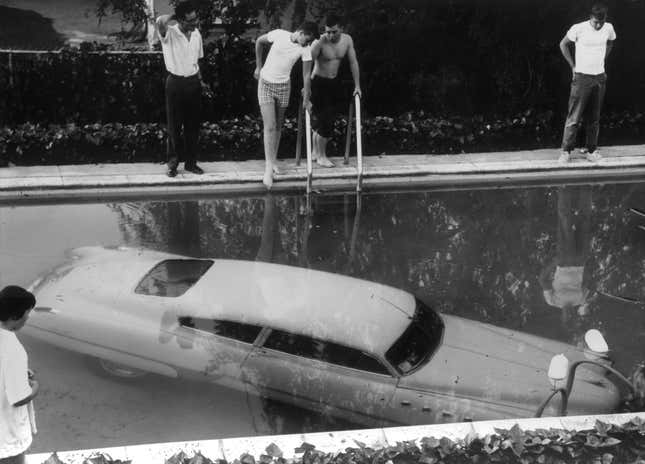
<box><xmin>298</xmin><ymin>93</ymin><xmax>363</xmax><ymax>192</ymax></box>
<box><xmin>354</xmin><ymin>93</ymin><xmax>363</xmax><ymax>192</ymax></box>
<box><xmin>295</xmin><ymin>102</ymin><xmax>304</xmax><ymax>166</ymax></box>
<box><xmin>305</xmin><ymin>108</ymin><xmax>313</xmax><ymax>194</ymax></box>
<box><xmin>343</xmin><ymin>100</ymin><xmax>354</xmax><ymax>165</ymax></box>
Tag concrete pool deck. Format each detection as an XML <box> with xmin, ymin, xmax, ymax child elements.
<box><xmin>2</xmin><ymin>144</ymin><xmax>645</xmax><ymax>201</ymax></box>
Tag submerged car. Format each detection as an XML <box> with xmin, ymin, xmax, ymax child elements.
<box><xmin>25</xmin><ymin>246</ymin><xmax>623</xmax><ymax>427</ymax></box>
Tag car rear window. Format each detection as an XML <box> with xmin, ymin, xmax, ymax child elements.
<box><xmin>263</xmin><ymin>329</ymin><xmax>391</xmax><ymax>376</ymax></box>
<box><xmin>385</xmin><ymin>298</ymin><xmax>444</xmax><ymax>375</ymax></box>
<box><xmin>135</xmin><ymin>259</ymin><xmax>213</xmax><ymax>297</ymax></box>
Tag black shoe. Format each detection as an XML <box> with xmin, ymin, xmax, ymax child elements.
<box><xmin>167</xmin><ymin>167</ymin><xmax>177</xmax><ymax>177</ymax></box>
<box><xmin>185</xmin><ymin>164</ymin><xmax>204</xmax><ymax>175</ymax></box>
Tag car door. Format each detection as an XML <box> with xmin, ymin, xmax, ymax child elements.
<box><xmin>242</xmin><ymin>328</ymin><xmax>398</xmax><ymax>427</ymax></box>
<box><xmin>172</xmin><ymin>316</ymin><xmax>262</xmax><ymax>392</ymax></box>
<box><xmin>385</xmin><ymin>386</ymin><xmax>478</xmax><ymax>425</ymax></box>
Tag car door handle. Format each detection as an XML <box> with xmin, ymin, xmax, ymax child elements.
<box><xmin>441</xmin><ymin>410</ymin><xmax>454</xmax><ymax>418</ymax></box>
<box><xmin>33</xmin><ymin>306</ymin><xmax>56</xmax><ymax>313</ymax></box>
<box><xmin>401</xmin><ymin>400</ymin><xmax>411</xmax><ymax>406</ymax></box>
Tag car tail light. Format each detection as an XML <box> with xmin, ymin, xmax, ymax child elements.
<box><xmin>584</xmin><ymin>329</ymin><xmax>613</xmax><ymax>366</ymax></box>
<box><xmin>548</xmin><ymin>354</ymin><xmax>569</xmax><ymax>388</ymax></box>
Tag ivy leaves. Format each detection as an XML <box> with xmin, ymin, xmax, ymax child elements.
<box><xmin>39</xmin><ymin>419</ymin><xmax>645</xmax><ymax>464</ymax></box>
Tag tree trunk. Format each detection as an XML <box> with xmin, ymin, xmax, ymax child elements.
<box><xmin>146</xmin><ymin>0</ymin><xmax>157</xmax><ymax>50</ymax></box>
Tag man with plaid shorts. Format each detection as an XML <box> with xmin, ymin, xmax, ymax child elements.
<box><xmin>254</xmin><ymin>22</ymin><xmax>318</xmax><ymax>189</ymax></box>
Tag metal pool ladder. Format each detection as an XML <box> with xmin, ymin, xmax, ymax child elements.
<box><xmin>296</xmin><ymin>94</ymin><xmax>364</xmax><ymax>193</ymax></box>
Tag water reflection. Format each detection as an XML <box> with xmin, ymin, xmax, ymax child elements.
<box><xmin>3</xmin><ymin>182</ymin><xmax>645</xmax><ymax>450</ymax></box>
<box><xmin>541</xmin><ymin>185</ymin><xmax>592</xmax><ymax>313</ymax></box>
<box><xmin>105</xmin><ymin>187</ymin><xmax>645</xmax><ymax>374</ymax></box>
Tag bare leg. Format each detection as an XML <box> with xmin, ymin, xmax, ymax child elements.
<box><xmin>272</xmin><ymin>105</ymin><xmax>287</xmax><ymax>175</ymax></box>
<box><xmin>317</xmin><ymin>134</ymin><xmax>334</xmax><ymax>167</ymax></box>
<box><xmin>311</xmin><ymin>131</ymin><xmax>320</xmax><ymax>161</ymax></box>
<box><xmin>260</xmin><ymin>102</ymin><xmax>278</xmax><ymax>189</ymax></box>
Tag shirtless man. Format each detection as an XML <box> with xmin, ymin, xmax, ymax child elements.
<box><xmin>310</xmin><ymin>14</ymin><xmax>361</xmax><ymax>167</ymax></box>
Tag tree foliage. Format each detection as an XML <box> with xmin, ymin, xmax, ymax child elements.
<box><xmin>96</xmin><ymin>0</ymin><xmax>150</xmax><ymax>26</ymax></box>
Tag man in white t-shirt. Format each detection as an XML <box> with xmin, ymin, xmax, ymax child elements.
<box><xmin>254</xmin><ymin>22</ymin><xmax>318</xmax><ymax>189</ymax></box>
<box><xmin>156</xmin><ymin>1</ymin><xmax>206</xmax><ymax>178</ymax></box>
<box><xmin>558</xmin><ymin>2</ymin><xmax>616</xmax><ymax>164</ymax></box>
<box><xmin>0</xmin><ymin>286</ymin><xmax>39</xmax><ymax>464</ymax></box>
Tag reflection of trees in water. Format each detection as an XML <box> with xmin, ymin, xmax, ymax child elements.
<box><xmin>106</xmin><ymin>185</ymin><xmax>645</xmax><ymax>428</ymax></box>
<box><xmin>109</xmin><ymin>184</ymin><xmax>645</xmax><ymax>350</ymax></box>
<box><xmin>110</xmin><ymin>201</ymin><xmax>201</xmax><ymax>256</ymax></box>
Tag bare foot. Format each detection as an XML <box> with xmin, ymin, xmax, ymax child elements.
<box><xmin>316</xmin><ymin>157</ymin><xmax>335</xmax><ymax>168</ymax></box>
<box><xmin>263</xmin><ymin>169</ymin><xmax>273</xmax><ymax>189</ymax></box>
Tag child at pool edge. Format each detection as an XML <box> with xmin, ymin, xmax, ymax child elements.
<box><xmin>0</xmin><ymin>285</ymin><xmax>39</xmax><ymax>464</ymax></box>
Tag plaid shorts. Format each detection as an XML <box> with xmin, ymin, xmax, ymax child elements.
<box><xmin>258</xmin><ymin>78</ymin><xmax>291</xmax><ymax>108</ymax></box>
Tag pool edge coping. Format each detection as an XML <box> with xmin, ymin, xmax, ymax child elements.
<box><xmin>25</xmin><ymin>412</ymin><xmax>645</xmax><ymax>464</ymax></box>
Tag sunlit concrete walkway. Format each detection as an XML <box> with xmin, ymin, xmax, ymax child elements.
<box><xmin>2</xmin><ymin>144</ymin><xmax>645</xmax><ymax>201</ymax></box>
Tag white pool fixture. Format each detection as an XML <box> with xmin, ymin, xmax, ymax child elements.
<box><xmin>548</xmin><ymin>354</ymin><xmax>569</xmax><ymax>389</ymax></box>
<box><xmin>584</xmin><ymin>329</ymin><xmax>609</xmax><ymax>357</ymax></box>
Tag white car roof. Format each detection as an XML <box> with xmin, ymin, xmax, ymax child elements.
<box><xmin>57</xmin><ymin>247</ymin><xmax>417</xmax><ymax>356</ymax></box>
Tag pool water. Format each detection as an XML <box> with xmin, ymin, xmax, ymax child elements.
<box><xmin>2</xmin><ymin>180</ymin><xmax>644</xmax><ymax>452</ymax></box>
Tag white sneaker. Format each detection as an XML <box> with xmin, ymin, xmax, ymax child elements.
<box><xmin>558</xmin><ymin>151</ymin><xmax>571</xmax><ymax>163</ymax></box>
<box><xmin>579</xmin><ymin>148</ymin><xmax>589</xmax><ymax>154</ymax></box>
<box><xmin>586</xmin><ymin>151</ymin><xmax>602</xmax><ymax>162</ymax></box>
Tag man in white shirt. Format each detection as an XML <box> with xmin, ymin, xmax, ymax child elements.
<box><xmin>254</xmin><ymin>22</ymin><xmax>318</xmax><ymax>189</ymax></box>
<box><xmin>540</xmin><ymin>186</ymin><xmax>592</xmax><ymax>313</ymax></box>
<box><xmin>558</xmin><ymin>2</ymin><xmax>616</xmax><ymax>164</ymax></box>
<box><xmin>156</xmin><ymin>1</ymin><xmax>205</xmax><ymax>177</ymax></box>
<box><xmin>0</xmin><ymin>286</ymin><xmax>39</xmax><ymax>464</ymax></box>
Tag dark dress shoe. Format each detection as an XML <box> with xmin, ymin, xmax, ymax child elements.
<box><xmin>185</xmin><ymin>164</ymin><xmax>204</xmax><ymax>175</ymax></box>
<box><xmin>167</xmin><ymin>167</ymin><xmax>178</xmax><ymax>177</ymax></box>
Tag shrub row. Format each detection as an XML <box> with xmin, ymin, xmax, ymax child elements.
<box><xmin>0</xmin><ymin>40</ymin><xmax>258</xmax><ymax>125</ymax></box>
<box><xmin>2</xmin><ymin>110</ymin><xmax>645</xmax><ymax>166</ymax></box>
<box><xmin>41</xmin><ymin>419</ymin><xmax>645</xmax><ymax>464</ymax></box>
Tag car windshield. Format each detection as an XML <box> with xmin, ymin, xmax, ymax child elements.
<box><xmin>135</xmin><ymin>259</ymin><xmax>213</xmax><ymax>297</ymax></box>
<box><xmin>385</xmin><ymin>298</ymin><xmax>444</xmax><ymax>375</ymax></box>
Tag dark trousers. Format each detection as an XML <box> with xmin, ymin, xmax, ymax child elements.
<box><xmin>561</xmin><ymin>72</ymin><xmax>607</xmax><ymax>153</ymax></box>
<box><xmin>165</xmin><ymin>73</ymin><xmax>201</xmax><ymax>169</ymax></box>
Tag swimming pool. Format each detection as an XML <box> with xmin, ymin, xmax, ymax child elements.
<box><xmin>2</xmin><ymin>180</ymin><xmax>644</xmax><ymax>452</ymax></box>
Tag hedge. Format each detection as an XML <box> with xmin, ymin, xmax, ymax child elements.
<box><xmin>1</xmin><ymin>110</ymin><xmax>645</xmax><ymax>166</ymax></box>
<box><xmin>40</xmin><ymin>418</ymin><xmax>645</xmax><ymax>464</ymax></box>
<box><xmin>0</xmin><ymin>40</ymin><xmax>259</xmax><ymax>125</ymax></box>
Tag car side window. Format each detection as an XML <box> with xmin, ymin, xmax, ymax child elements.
<box><xmin>263</xmin><ymin>329</ymin><xmax>390</xmax><ymax>376</ymax></box>
<box><xmin>180</xmin><ymin>317</ymin><xmax>262</xmax><ymax>344</ymax></box>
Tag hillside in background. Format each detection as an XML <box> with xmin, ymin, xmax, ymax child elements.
<box><xmin>0</xmin><ymin>0</ymin><xmax>172</xmax><ymax>49</ymax></box>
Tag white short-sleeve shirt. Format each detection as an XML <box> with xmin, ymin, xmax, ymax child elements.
<box><xmin>0</xmin><ymin>329</ymin><xmax>32</xmax><ymax>458</ymax></box>
<box><xmin>260</xmin><ymin>29</ymin><xmax>312</xmax><ymax>84</ymax></box>
<box><xmin>158</xmin><ymin>21</ymin><xmax>204</xmax><ymax>77</ymax></box>
<box><xmin>567</xmin><ymin>21</ymin><xmax>616</xmax><ymax>75</ymax></box>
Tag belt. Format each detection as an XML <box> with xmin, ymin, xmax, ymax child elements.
<box><xmin>168</xmin><ymin>72</ymin><xmax>199</xmax><ymax>79</ymax></box>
